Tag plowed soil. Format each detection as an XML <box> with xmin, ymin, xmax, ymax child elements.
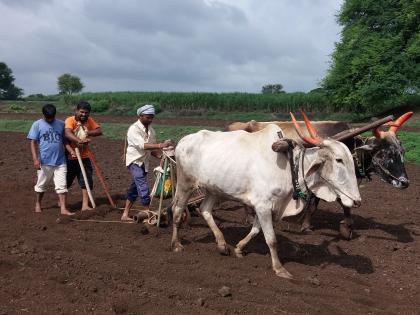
<box><xmin>1</xmin><ymin>130</ymin><xmax>420</xmax><ymax>315</ymax></box>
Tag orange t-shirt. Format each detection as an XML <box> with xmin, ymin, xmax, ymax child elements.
<box><xmin>64</xmin><ymin>116</ymin><xmax>100</xmax><ymax>159</ymax></box>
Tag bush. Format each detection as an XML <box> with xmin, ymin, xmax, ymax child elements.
<box><xmin>8</xmin><ymin>103</ymin><xmax>27</xmax><ymax>112</ymax></box>
<box><xmin>90</xmin><ymin>99</ymin><xmax>109</xmax><ymax>113</ymax></box>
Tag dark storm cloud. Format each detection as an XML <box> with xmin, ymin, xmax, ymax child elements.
<box><xmin>0</xmin><ymin>0</ymin><xmax>343</xmax><ymax>95</ymax></box>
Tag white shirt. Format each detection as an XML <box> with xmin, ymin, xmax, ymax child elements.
<box><xmin>125</xmin><ymin>120</ymin><xmax>156</xmax><ymax>171</ymax></box>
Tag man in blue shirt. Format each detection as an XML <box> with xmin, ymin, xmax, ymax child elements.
<box><xmin>27</xmin><ymin>104</ymin><xmax>73</xmax><ymax>215</ymax></box>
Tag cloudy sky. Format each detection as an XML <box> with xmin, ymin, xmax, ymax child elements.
<box><xmin>0</xmin><ymin>0</ymin><xmax>343</xmax><ymax>95</ymax></box>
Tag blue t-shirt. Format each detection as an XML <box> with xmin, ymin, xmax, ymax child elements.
<box><xmin>27</xmin><ymin>119</ymin><xmax>66</xmax><ymax>166</ymax></box>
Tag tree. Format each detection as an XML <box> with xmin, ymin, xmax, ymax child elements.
<box><xmin>0</xmin><ymin>62</ymin><xmax>24</xmax><ymax>100</ymax></box>
<box><xmin>57</xmin><ymin>73</ymin><xmax>84</xmax><ymax>95</ymax></box>
<box><xmin>322</xmin><ymin>0</ymin><xmax>420</xmax><ymax>113</ymax></box>
<box><xmin>261</xmin><ymin>84</ymin><xmax>285</xmax><ymax>94</ymax></box>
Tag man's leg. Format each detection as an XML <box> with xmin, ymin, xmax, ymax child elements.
<box><xmin>35</xmin><ymin>192</ymin><xmax>44</xmax><ymax>213</ymax></box>
<box><xmin>58</xmin><ymin>193</ymin><xmax>73</xmax><ymax>215</ymax></box>
<box><xmin>78</xmin><ymin>158</ymin><xmax>94</xmax><ymax>211</ymax></box>
<box><xmin>121</xmin><ymin>200</ymin><xmax>134</xmax><ymax>221</ymax></box>
<box><xmin>135</xmin><ymin>165</ymin><xmax>150</xmax><ymax>206</ymax></box>
<box><xmin>81</xmin><ymin>189</ymin><xmax>93</xmax><ymax>211</ymax></box>
<box><xmin>121</xmin><ymin>178</ymin><xmax>138</xmax><ymax>221</ymax></box>
<box><xmin>34</xmin><ymin>166</ymin><xmax>53</xmax><ymax>213</ymax></box>
<box><xmin>54</xmin><ymin>164</ymin><xmax>73</xmax><ymax>215</ymax></box>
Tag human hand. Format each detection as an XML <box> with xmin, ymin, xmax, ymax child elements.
<box><xmin>161</xmin><ymin>139</ymin><xmax>174</xmax><ymax>148</ymax></box>
<box><xmin>69</xmin><ymin>150</ymin><xmax>77</xmax><ymax>159</ymax></box>
<box><xmin>33</xmin><ymin>159</ymin><xmax>41</xmax><ymax>170</ymax></box>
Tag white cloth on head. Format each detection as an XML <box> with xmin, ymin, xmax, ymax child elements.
<box><xmin>137</xmin><ymin>104</ymin><xmax>155</xmax><ymax>116</ymax></box>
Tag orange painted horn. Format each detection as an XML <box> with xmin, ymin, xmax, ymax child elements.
<box><xmin>290</xmin><ymin>112</ymin><xmax>321</xmax><ymax>146</ymax></box>
<box><xmin>300</xmin><ymin>109</ymin><xmax>320</xmax><ymax>140</ymax></box>
<box><xmin>389</xmin><ymin>112</ymin><xmax>413</xmax><ymax>133</ymax></box>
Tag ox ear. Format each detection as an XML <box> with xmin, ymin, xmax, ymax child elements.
<box><xmin>305</xmin><ymin>157</ymin><xmax>324</xmax><ymax>178</ymax></box>
<box><xmin>272</xmin><ymin>140</ymin><xmax>289</xmax><ymax>152</ymax></box>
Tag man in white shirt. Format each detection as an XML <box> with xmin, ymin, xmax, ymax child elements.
<box><xmin>121</xmin><ymin>104</ymin><xmax>172</xmax><ymax>221</ymax></box>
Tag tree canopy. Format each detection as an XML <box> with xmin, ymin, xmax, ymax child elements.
<box><xmin>57</xmin><ymin>73</ymin><xmax>84</xmax><ymax>95</ymax></box>
<box><xmin>0</xmin><ymin>62</ymin><xmax>24</xmax><ymax>100</ymax></box>
<box><xmin>322</xmin><ymin>0</ymin><xmax>420</xmax><ymax>112</ymax></box>
<box><xmin>261</xmin><ymin>84</ymin><xmax>285</xmax><ymax>94</ymax></box>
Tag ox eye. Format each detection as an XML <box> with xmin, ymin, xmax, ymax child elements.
<box><xmin>336</xmin><ymin>158</ymin><xmax>344</xmax><ymax>164</ymax></box>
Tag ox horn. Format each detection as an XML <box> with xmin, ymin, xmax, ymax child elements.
<box><xmin>388</xmin><ymin>111</ymin><xmax>413</xmax><ymax>133</ymax></box>
<box><xmin>332</xmin><ymin>115</ymin><xmax>394</xmax><ymax>142</ymax></box>
<box><xmin>300</xmin><ymin>109</ymin><xmax>320</xmax><ymax>140</ymax></box>
<box><xmin>373</xmin><ymin>112</ymin><xmax>412</xmax><ymax>138</ymax></box>
<box><xmin>290</xmin><ymin>112</ymin><xmax>322</xmax><ymax>146</ymax></box>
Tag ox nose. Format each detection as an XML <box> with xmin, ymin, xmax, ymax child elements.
<box><xmin>399</xmin><ymin>177</ymin><xmax>410</xmax><ymax>189</ymax></box>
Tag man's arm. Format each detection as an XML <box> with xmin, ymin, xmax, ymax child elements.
<box><xmin>30</xmin><ymin>140</ymin><xmax>40</xmax><ymax>169</ymax></box>
<box><xmin>87</xmin><ymin>127</ymin><xmax>102</xmax><ymax>137</ymax></box>
<box><xmin>64</xmin><ymin>141</ymin><xmax>77</xmax><ymax>159</ymax></box>
<box><xmin>144</xmin><ymin>143</ymin><xmax>166</xmax><ymax>150</ymax></box>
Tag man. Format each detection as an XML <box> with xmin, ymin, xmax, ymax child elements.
<box><xmin>121</xmin><ymin>104</ymin><xmax>172</xmax><ymax>222</ymax></box>
<box><xmin>28</xmin><ymin>104</ymin><xmax>72</xmax><ymax>215</ymax></box>
<box><xmin>64</xmin><ymin>101</ymin><xmax>102</xmax><ymax>211</ymax></box>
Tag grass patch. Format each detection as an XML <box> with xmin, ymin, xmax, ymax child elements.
<box><xmin>396</xmin><ymin>131</ymin><xmax>420</xmax><ymax>164</ymax></box>
<box><xmin>0</xmin><ymin>120</ymin><xmax>220</xmax><ymax>142</ymax></box>
<box><xmin>101</xmin><ymin>123</ymin><xmax>220</xmax><ymax>141</ymax></box>
<box><xmin>157</xmin><ymin>110</ymin><xmax>276</xmax><ymax>121</ymax></box>
<box><xmin>0</xmin><ymin>120</ymin><xmax>33</xmax><ymax>132</ymax></box>
<box><xmin>404</xmin><ymin>119</ymin><xmax>420</xmax><ymax>128</ymax></box>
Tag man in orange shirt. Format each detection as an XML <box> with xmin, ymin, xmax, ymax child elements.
<box><xmin>64</xmin><ymin>101</ymin><xmax>102</xmax><ymax>211</ymax></box>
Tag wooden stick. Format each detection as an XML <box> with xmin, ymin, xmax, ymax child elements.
<box><xmin>87</xmin><ymin>150</ymin><xmax>116</xmax><ymax>208</ymax></box>
<box><xmin>169</xmin><ymin>159</ymin><xmax>176</xmax><ymax>197</ymax></box>
<box><xmin>332</xmin><ymin>115</ymin><xmax>394</xmax><ymax>141</ymax></box>
<box><xmin>75</xmin><ymin>147</ymin><xmax>96</xmax><ymax>208</ymax></box>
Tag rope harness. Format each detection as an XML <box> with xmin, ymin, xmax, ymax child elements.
<box><xmin>352</xmin><ymin>136</ymin><xmax>372</xmax><ymax>182</ymax></box>
<box><xmin>284</xmin><ymin>138</ymin><xmax>308</xmax><ymax>201</ymax></box>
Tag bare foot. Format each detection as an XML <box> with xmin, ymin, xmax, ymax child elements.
<box><xmin>121</xmin><ymin>214</ymin><xmax>134</xmax><ymax>222</ymax></box>
<box><xmin>61</xmin><ymin>209</ymin><xmax>75</xmax><ymax>216</ymax></box>
<box><xmin>35</xmin><ymin>204</ymin><xmax>42</xmax><ymax>213</ymax></box>
<box><xmin>81</xmin><ymin>207</ymin><xmax>94</xmax><ymax>211</ymax></box>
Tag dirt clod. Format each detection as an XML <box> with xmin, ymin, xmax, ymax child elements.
<box><xmin>218</xmin><ymin>286</ymin><xmax>231</xmax><ymax>297</ymax></box>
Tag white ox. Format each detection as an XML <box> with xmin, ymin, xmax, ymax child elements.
<box><xmin>171</xmin><ymin>124</ymin><xmax>361</xmax><ymax>278</ymax></box>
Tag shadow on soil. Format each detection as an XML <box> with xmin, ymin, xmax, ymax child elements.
<box><xmin>310</xmin><ymin>208</ymin><xmax>414</xmax><ymax>243</ymax></box>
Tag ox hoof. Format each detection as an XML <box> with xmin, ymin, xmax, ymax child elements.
<box><xmin>234</xmin><ymin>248</ymin><xmax>245</xmax><ymax>258</ymax></box>
<box><xmin>217</xmin><ymin>244</ymin><xmax>230</xmax><ymax>256</ymax></box>
<box><xmin>171</xmin><ymin>243</ymin><xmax>184</xmax><ymax>252</ymax></box>
<box><xmin>339</xmin><ymin>223</ymin><xmax>353</xmax><ymax>240</ymax></box>
<box><xmin>275</xmin><ymin>267</ymin><xmax>293</xmax><ymax>279</ymax></box>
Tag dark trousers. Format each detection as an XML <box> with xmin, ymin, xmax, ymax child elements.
<box><xmin>66</xmin><ymin>158</ymin><xmax>93</xmax><ymax>189</ymax></box>
<box><xmin>126</xmin><ymin>163</ymin><xmax>151</xmax><ymax>206</ymax></box>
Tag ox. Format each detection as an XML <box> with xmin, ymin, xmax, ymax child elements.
<box><xmin>171</xmin><ymin>121</ymin><xmax>361</xmax><ymax>278</ymax></box>
<box><xmin>225</xmin><ymin>112</ymin><xmax>412</xmax><ymax>239</ymax></box>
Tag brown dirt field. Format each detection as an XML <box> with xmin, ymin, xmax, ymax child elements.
<box><xmin>1</xmin><ymin>131</ymin><xmax>420</xmax><ymax>314</ymax></box>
